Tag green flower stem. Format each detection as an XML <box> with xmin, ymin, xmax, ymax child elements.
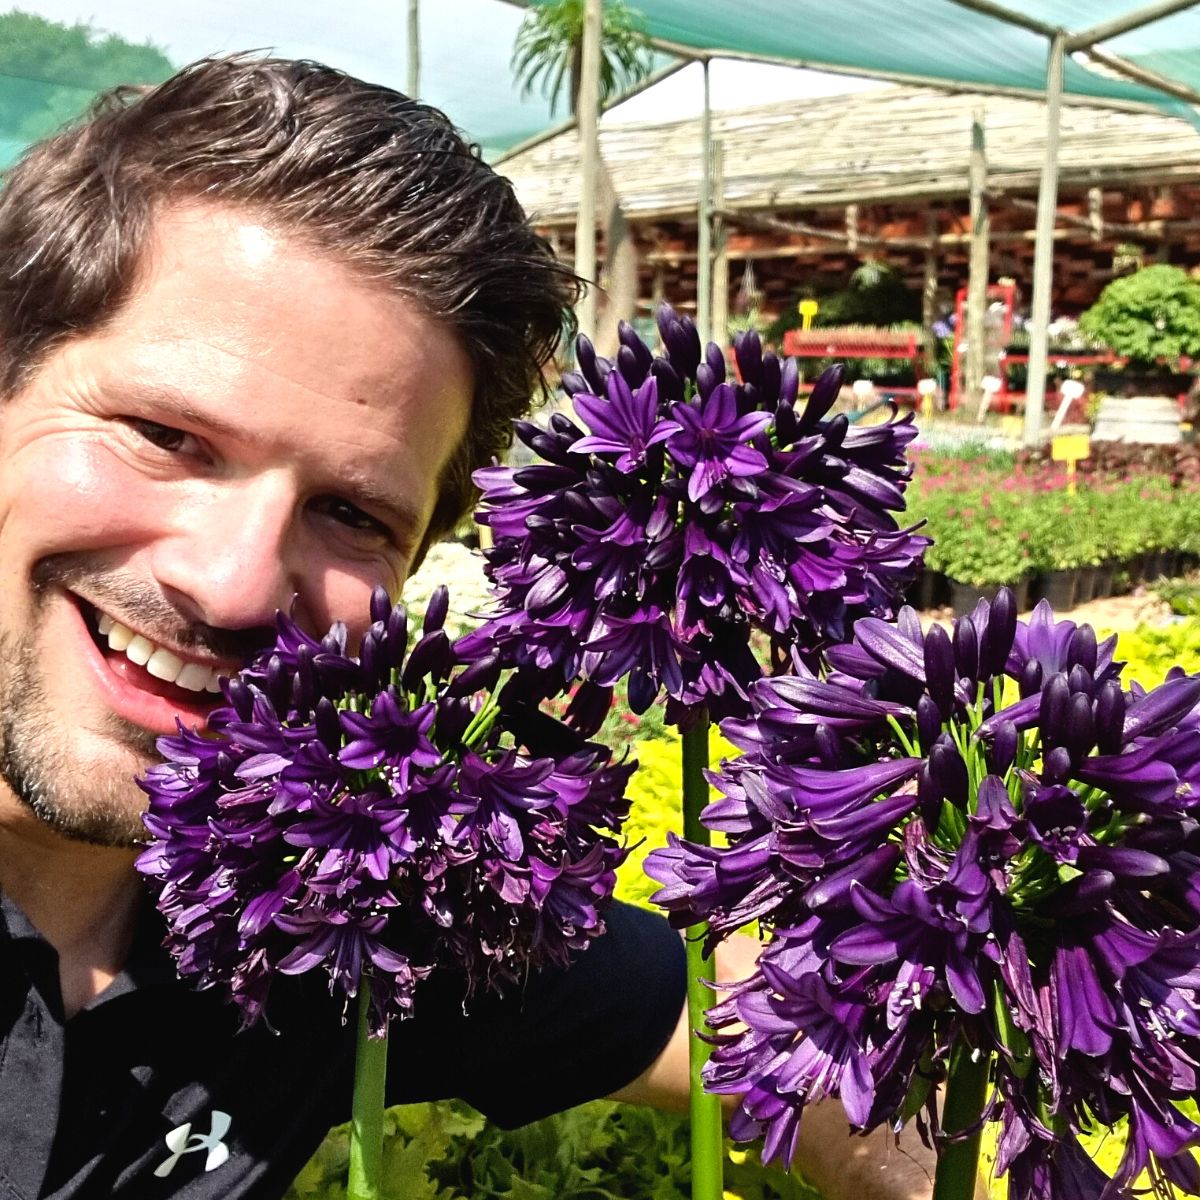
<box><xmin>931</xmin><ymin>1040</ymin><xmax>991</xmax><ymax>1200</ymax></box>
<box><xmin>347</xmin><ymin>985</ymin><xmax>388</xmax><ymax>1200</ymax></box>
<box><xmin>682</xmin><ymin>715</ymin><xmax>724</xmax><ymax>1200</ymax></box>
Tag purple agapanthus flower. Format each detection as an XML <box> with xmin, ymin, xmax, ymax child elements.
<box><xmin>136</xmin><ymin>586</ymin><xmax>633</xmax><ymax>1036</ymax></box>
<box><xmin>646</xmin><ymin>590</ymin><xmax>1200</xmax><ymax>1197</ymax></box>
<box><xmin>467</xmin><ymin>305</ymin><xmax>927</xmax><ymax>730</ymax></box>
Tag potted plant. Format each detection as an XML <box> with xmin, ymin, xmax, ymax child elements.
<box><xmin>1079</xmin><ymin>264</ymin><xmax>1200</xmax><ymax>444</ymax></box>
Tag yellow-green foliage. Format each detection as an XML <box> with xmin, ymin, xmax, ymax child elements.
<box><xmin>614</xmin><ymin>729</ymin><xmax>738</xmax><ymax>911</ymax></box>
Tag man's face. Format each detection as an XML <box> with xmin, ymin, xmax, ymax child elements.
<box><xmin>0</xmin><ymin>203</ymin><xmax>473</xmax><ymax>848</ymax></box>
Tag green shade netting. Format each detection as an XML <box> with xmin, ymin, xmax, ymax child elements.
<box><xmin>0</xmin><ymin>0</ymin><xmax>1198</xmax><ymax>167</ymax></box>
<box><xmin>515</xmin><ymin>0</ymin><xmax>1200</xmax><ymax>121</ymax></box>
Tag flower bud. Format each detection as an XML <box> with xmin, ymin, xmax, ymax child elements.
<box><xmin>735</xmin><ymin>331</ymin><xmax>762</xmax><ymax>385</ymax></box>
<box><xmin>929</xmin><ymin>741</ymin><xmax>968</xmax><ymax>807</ymax></box>
<box><xmin>650</xmin><ymin>357</ymin><xmax>684</xmax><ymax>404</ymax></box>
<box><xmin>705</xmin><ymin>340</ymin><xmax>727</xmax><ymax>384</ymax></box>
<box><xmin>923</xmin><ymin>624</ymin><xmax>956</xmax><ymax>719</ymax></box>
<box><xmin>315</xmin><ymin>696</ymin><xmax>342</xmax><ymax>752</ymax></box>
<box><xmin>385</xmin><ymin>606</ymin><xmax>409</xmax><ymax>667</ymax></box>
<box><xmin>774</xmin><ymin>401</ymin><xmax>799</xmax><ymax>447</ymax></box>
<box><xmin>696</xmin><ymin>362</ymin><xmax>717</xmax><ymax>401</ymax></box>
<box><xmin>370</xmin><ymin>585</ymin><xmax>392</xmax><ymax>626</ymax></box>
<box><xmin>1039</xmin><ymin>673</ymin><xmax>1071</xmax><ymax>745</ymax></box>
<box><xmin>1042</xmin><ymin>745</ymin><xmax>1073</xmax><ymax>786</ymax></box>
<box><xmin>619</xmin><ymin>319</ymin><xmax>654</xmax><ymax>372</ymax></box>
<box><xmin>435</xmin><ymin>695</ymin><xmax>473</xmax><ymax>745</ymax></box>
<box><xmin>225</xmin><ymin>677</ymin><xmax>254</xmax><ymax>721</ymax></box>
<box><xmin>799</xmin><ymin>363</ymin><xmax>843</xmax><ymax>429</ymax></box>
<box><xmin>1063</xmin><ymin>692</ymin><xmax>1095</xmax><ymax>761</ymax></box>
<box><xmin>1067</xmin><ymin>664</ymin><xmax>1094</xmax><ymax>697</ymax></box>
<box><xmin>559</xmin><ymin>370</ymin><xmax>589</xmax><ymax>397</ymax></box>
<box><xmin>402</xmin><ymin>630</ymin><xmax>451</xmax><ymax>692</ymax></box>
<box><xmin>1066</xmin><ymin>624</ymin><xmax>1098</xmax><ymax>675</ymax></box>
<box><xmin>780</xmin><ymin>357</ymin><xmax>800</xmax><ymax>408</ymax></box>
<box><xmin>575</xmin><ymin>334</ymin><xmax>605</xmax><ymax>394</ymax></box>
<box><xmin>981</xmin><ymin>587</ymin><xmax>1017</xmax><ymax>678</ymax></box>
<box><xmin>1093</xmin><ymin>680</ymin><xmax>1126</xmax><ymax>755</ymax></box>
<box><xmin>446</xmin><ymin>651</ymin><xmax>502</xmax><ymax>699</ymax></box>
<box><xmin>989</xmin><ymin>720</ymin><xmax>1019</xmax><ymax>774</ymax></box>
<box><xmin>916</xmin><ymin>694</ymin><xmax>943</xmax><ymax>751</ymax></box>
<box><xmin>423</xmin><ymin>585</ymin><xmax>450</xmax><ymax>633</ymax></box>
<box><xmin>824</xmin><ymin>413</ymin><xmax>849</xmax><ymax>450</ymax></box>
<box><xmin>760</xmin><ymin>354</ymin><xmax>782</xmax><ymax>408</ymax></box>
<box><xmin>358</xmin><ymin>629</ymin><xmax>381</xmax><ymax>692</ymax></box>
<box><xmin>265</xmin><ymin>654</ymin><xmax>290</xmax><ymax>714</ymax></box>
<box><xmin>953</xmin><ymin>615</ymin><xmax>979</xmax><ymax>684</ymax></box>
<box><xmin>1018</xmin><ymin>658</ymin><xmax>1043</xmax><ymax>699</ymax></box>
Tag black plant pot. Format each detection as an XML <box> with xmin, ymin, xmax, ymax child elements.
<box><xmin>906</xmin><ymin>568</ymin><xmax>936</xmax><ymax>611</ymax></box>
<box><xmin>1144</xmin><ymin>551</ymin><xmax>1167</xmax><ymax>582</ymax></box>
<box><xmin>1037</xmin><ymin>568</ymin><xmax>1078</xmax><ymax>611</ymax></box>
<box><xmin>1076</xmin><ymin>566</ymin><xmax>1097</xmax><ymax>604</ymax></box>
<box><xmin>1093</xmin><ymin>562</ymin><xmax>1115</xmax><ymax>599</ymax></box>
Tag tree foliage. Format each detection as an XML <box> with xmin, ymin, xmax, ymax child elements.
<box><xmin>1079</xmin><ymin>263</ymin><xmax>1200</xmax><ymax>367</ymax></box>
<box><xmin>511</xmin><ymin>0</ymin><xmax>653</xmax><ymax>117</ymax></box>
<box><xmin>0</xmin><ymin>11</ymin><xmax>174</xmax><ymax>149</ymax></box>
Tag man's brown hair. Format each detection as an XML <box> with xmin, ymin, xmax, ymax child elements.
<box><xmin>0</xmin><ymin>54</ymin><xmax>579</xmax><ymax>554</ymax></box>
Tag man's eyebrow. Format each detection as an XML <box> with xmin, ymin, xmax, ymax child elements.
<box><xmin>102</xmin><ymin>379</ymin><xmax>260</xmax><ymax>445</ymax></box>
<box><xmin>104</xmin><ymin>379</ymin><xmax>428</xmax><ymax>542</ymax></box>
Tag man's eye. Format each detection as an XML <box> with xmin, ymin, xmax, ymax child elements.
<box><xmin>318</xmin><ymin>497</ymin><xmax>391</xmax><ymax>540</ymax></box>
<box><xmin>125</xmin><ymin>418</ymin><xmax>193</xmax><ymax>453</ymax></box>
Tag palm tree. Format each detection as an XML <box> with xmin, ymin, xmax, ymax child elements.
<box><xmin>512</xmin><ymin>0</ymin><xmax>652</xmax><ymax>117</ymax></box>
<box><xmin>512</xmin><ymin>0</ymin><xmax>653</xmax><ymax>350</ymax></box>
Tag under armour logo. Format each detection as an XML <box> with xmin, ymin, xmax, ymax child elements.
<box><xmin>154</xmin><ymin>1110</ymin><xmax>232</xmax><ymax>1178</ymax></box>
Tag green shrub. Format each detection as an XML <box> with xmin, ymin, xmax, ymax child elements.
<box><xmin>1078</xmin><ymin>264</ymin><xmax>1200</xmax><ymax>367</ymax></box>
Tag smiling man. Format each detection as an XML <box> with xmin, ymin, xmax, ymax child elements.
<box><xmin>0</xmin><ymin>55</ymin><xmax>942</xmax><ymax>1200</ymax></box>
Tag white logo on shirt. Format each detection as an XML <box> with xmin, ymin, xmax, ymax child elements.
<box><xmin>154</xmin><ymin>1110</ymin><xmax>232</xmax><ymax>1177</ymax></box>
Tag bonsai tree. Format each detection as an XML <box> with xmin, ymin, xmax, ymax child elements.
<box><xmin>1079</xmin><ymin>263</ymin><xmax>1200</xmax><ymax>368</ymax></box>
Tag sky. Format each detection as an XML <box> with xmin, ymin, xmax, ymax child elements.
<box><xmin>4</xmin><ymin>0</ymin><xmax>883</xmax><ymax>148</ymax></box>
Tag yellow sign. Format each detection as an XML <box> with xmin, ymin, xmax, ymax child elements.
<box><xmin>798</xmin><ymin>298</ymin><xmax>819</xmax><ymax>331</ymax></box>
<box><xmin>1000</xmin><ymin>415</ymin><xmax>1023</xmax><ymax>440</ymax></box>
<box><xmin>1050</xmin><ymin>433</ymin><xmax>1090</xmax><ymax>495</ymax></box>
<box><xmin>1051</xmin><ymin>434</ymin><xmax>1090</xmax><ymax>463</ymax></box>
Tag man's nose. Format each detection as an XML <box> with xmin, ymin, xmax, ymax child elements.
<box><xmin>150</xmin><ymin>474</ymin><xmax>303</xmax><ymax>634</ymax></box>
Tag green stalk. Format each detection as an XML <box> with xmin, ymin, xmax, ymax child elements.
<box><xmin>931</xmin><ymin>1040</ymin><xmax>991</xmax><ymax>1200</ymax></box>
<box><xmin>347</xmin><ymin>985</ymin><xmax>389</xmax><ymax>1200</ymax></box>
<box><xmin>682</xmin><ymin>714</ymin><xmax>724</xmax><ymax>1200</ymax></box>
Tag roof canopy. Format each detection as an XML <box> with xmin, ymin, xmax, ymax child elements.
<box><xmin>1</xmin><ymin>1</ymin><xmax>1198</xmax><ymax>165</ymax></box>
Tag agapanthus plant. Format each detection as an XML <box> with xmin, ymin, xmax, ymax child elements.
<box><xmin>469</xmin><ymin>305</ymin><xmax>926</xmax><ymax>730</ymax></box>
<box><xmin>136</xmin><ymin>586</ymin><xmax>633</xmax><ymax>1200</ymax></box>
<box><xmin>647</xmin><ymin>590</ymin><xmax>1200</xmax><ymax>1199</ymax></box>
<box><xmin>470</xmin><ymin>307</ymin><xmax>925</xmax><ymax>1200</ymax></box>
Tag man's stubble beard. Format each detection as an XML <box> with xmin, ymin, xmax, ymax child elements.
<box><xmin>0</xmin><ymin>626</ymin><xmax>158</xmax><ymax>850</ymax></box>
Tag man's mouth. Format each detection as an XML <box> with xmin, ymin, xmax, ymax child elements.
<box><xmin>70</xmin><ymin>596</ymin><xmax>238</xmax><ymax>732</ymax></box>
<box><xmin>93</xmin><ymin>611</ymin><xmax>224</xmax><ymax>695</ymax></box>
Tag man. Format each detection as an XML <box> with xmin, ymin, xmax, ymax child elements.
<box><xmin>0</xmin><ymin>55</ymin><xmax>940</xmax><ymax>1199</ymax></box>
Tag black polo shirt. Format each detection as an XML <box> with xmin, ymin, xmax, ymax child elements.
<box><xmin>0</xmin><ymin>893</ymin><xmax>685</xmax><ymax>1199</ymax></box>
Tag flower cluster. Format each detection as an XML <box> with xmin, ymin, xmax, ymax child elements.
<box><xmin>647</xmin><ymin>591</ymin><xmax>1200</xmax><ymax>1198</ymax></box>
<box><xmin>469</xmin><ymin>306</ymin><xmax>926</xmax><ymax>730</ymax></box>
<box><xmin>136</xmin><ymin>587</ymin><xmax>634</xmax><ymax>1036</ymax></box>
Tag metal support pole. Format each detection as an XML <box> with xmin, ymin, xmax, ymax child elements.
<box><xmin>711</xmin><ymin>140</ymin><xmax>728</xmax><ymax>349</ymax></box>
<box><xmin>406</xmin><ymin>0</ymin><xmax>420</xmax><ymax>98</ymax></box>
<box><xmin>922</xmin><ymin>211</ymin><xmax>939</xmax><ymax>375</ymax></box>
<box><xmin>1024</xmin><ymin>31</ymin><xmax>1065</xmax><ymax>447</ymax></box>
<box><xmin>966</xmin><ymin>112</ymin><xmax>989</xmax><ymax>415</ymax></box>
<box><xmin>574</xmin><ymin>0</ymin><xmax>603</xmax><ymax>341</ymax></box>
<box><xmin>696</xmin><ymin>59</ymin><xmax>713</xmax><ymax>341</ymax></box>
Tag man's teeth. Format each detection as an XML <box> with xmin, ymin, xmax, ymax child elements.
<box><xmin>95</xmin><ymin>613</ymin><xmax>224</xmax><ymax>694</ymax></box>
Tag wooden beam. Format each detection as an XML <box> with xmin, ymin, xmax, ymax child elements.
<box><xmin>1066</xmin><ymin>0</ymin><xmax>1200</xmax><ymax>51</ymax></box>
